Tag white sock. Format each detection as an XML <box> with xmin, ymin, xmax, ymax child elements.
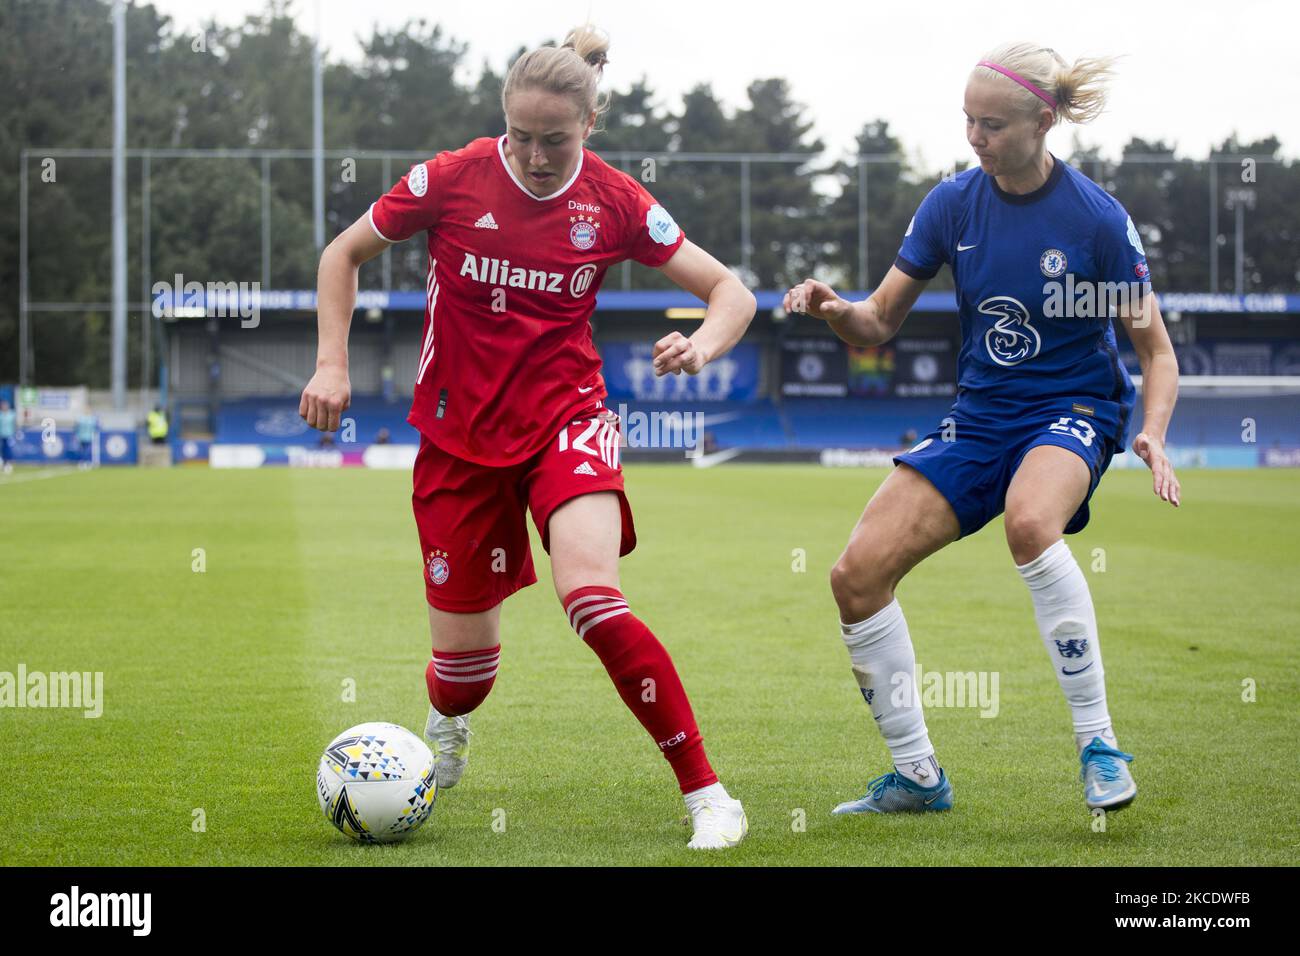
<box><xmin>1016</xmin><ymin>540</ymin><xmax>1114</xmax><ymax>744</ymax></box>
<box><xmin>841</xmin><ymin>599</ymin><xmax>938</xmax><ymax>774</ymax></box>
<box><xmin>896</xmin><ymin>755</ymin><xmax>943</xmax><ymax>789</ymax></box>
<box><xmin>684</xmin><ymin>782</ymin><xmax>731</xmax><ymax>814</ymax></box>
<box><xmin>1076</xmin><ymin>726</ymin><xmax>1119</xmax><ymax>753</ymax></box>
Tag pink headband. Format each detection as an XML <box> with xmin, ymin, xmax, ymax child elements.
<box><xmin>977</xmin><ymin>60</ymin><xmax>1058</xmax><ymax>110</ymax></box>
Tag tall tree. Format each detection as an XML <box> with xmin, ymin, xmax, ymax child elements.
<box><xmin>820</xmin><ymin>120</ymin><xmax>939</xmax><ymax>291</ymax></box>
<box><xmin>730</xmin><ymin>78</ymin><xmax>823</xmax><ymax>288</ymax></box>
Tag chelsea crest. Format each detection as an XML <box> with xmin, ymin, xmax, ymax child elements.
<box><xmin>1039</xmin><ymin>248</ymin><xmax>1067</xmax><ymax>278</ymax></box>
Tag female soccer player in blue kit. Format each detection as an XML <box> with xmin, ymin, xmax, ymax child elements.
<box><xmin>785</xmin><ymin>43</ymin><xmax>1181</xmax><ymax>815</ymax></box>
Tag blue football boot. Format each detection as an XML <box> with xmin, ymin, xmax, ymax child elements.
<box><xmin>832</xmin><ymin>769</ymin><xmax>954</xmax><ymax>814</ymax></box>
<box><xmin>1080</xmin><ymin>737</ymin><xmax>1137</xmax><ymax>812</ymax></box>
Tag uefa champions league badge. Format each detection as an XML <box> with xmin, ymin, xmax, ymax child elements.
<box><xmin>1040</xmin><ymin>248</ymin><xmax>1067</xmax><ymax>278</ymax></box>
<box><xmin>569</xmin><ymin>213</ymin><xmax>599</xmax><ymax>250</ymax></box>
<box><xmin>646</xmin><ymin>204</ymin><xmax>681</xmax><ymax>245</ymax></box>
<box><xmin>1126</xmin><ymin>215</ymin><xmax>1146</xmax><ymax>255</ymax></box>
<box><xmin>407</xmin><ymin>163</ymin><xmax>428</xmax><ymax>198</ymax></box>
<box><xmin>427</xmin><ymin>549</ymin><xmax>450</xmax><ymax>586</ymax></box>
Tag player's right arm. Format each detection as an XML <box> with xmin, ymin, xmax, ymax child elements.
<box><xmin>787</xmin><ymin>178</ymin><xmax>950</xmax><ymax>346</ymax></box>
<box><xmin>302</xmin><ymin>156</ymin><xmax>442</xmax><ymax>431</ymax></box>
<box><xmin>783</xmin><ymin>265</ymin><xmax>928</xmax><ymax>347</ymax></box>
<box><xmin>786</xmin><ymin>181</ymin><xmax>947</xmax><ymax>346</ymax></box>
<box><xmin>299</xmin><ymin>215</ymin><xmax>389</xmax><ymax>432</ymax></box>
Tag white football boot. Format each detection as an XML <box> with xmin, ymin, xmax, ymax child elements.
<box><xmin>424</xmin><ymin>706</ymin><xmax>472</xmax><ymax>789</ymax></box>
<box><xmin>685</xmin><ymin>790</ymin><xmax>748</xmax><ymax>850</ymax></box>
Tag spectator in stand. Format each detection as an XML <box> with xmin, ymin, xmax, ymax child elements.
<box><xmin>75</xmin><ymin>412</ymin><xmax>98</xmax><ymax>467</ymax></box>
<box><xmin>147</xmin><ymin>407</ymin><xmax>168</xmax><ymax>445</ymax></box>
<box><xmin>0</xmin><ymin>400</ymin><xmax>15</xmax><ymax>473</ymax></box>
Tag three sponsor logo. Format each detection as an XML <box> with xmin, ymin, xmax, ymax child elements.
<box><xmin>955</xmin><ymin>233</ymin><xmax>1150</xmax><ymax>367</ymax></box>
<box><xmin>980</xmin><ymin>296</ymin><xmax>1042</xmax><ymax>367</ymax></box>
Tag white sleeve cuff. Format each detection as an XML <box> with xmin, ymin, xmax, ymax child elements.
<box><xmin>367</xmin><ymin>203</ymin><xmax>397</xmax><ymax>243</ymax></box>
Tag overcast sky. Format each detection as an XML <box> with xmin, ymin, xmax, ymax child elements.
<box><xmin>149</xmin><ymin>0</ymin><xmax>1299</xmax><ymax>168</ymax></box>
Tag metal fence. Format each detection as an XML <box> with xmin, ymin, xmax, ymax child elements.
<box><xmin>17</xmin><ymin>147</ymin><xmax>1290</xmax><ymax>388</ymax></box>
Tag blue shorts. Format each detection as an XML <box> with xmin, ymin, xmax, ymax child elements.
<box><xmin>893</xmin><ymin>398</ymin><xmax>1118</xmax><ymax>539</ymax></box>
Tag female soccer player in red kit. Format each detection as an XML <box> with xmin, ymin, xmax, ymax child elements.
<box><xmin>300</xmin><ymin>26</ymin><xmax>755</xmax><ymax>848</ymax></box>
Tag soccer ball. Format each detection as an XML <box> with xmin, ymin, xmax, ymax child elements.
<box><xmin>316</xmin><ymin>721</ymin><xmax>438</xmax><ymax>843</ymax></box>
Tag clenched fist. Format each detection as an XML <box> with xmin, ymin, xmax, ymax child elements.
<box><xmin>299</xmin><ymin>364</ymin><xmax>351</xmax><ymax>432</ymax></box>
<box><xmin>652</xmin><ymin>331</ymin><xmax>709</xmax><ymax>376</ymax></box>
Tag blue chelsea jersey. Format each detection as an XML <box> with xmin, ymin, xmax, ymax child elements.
<box><xmin>895</xmin><ymin>155</ymin><xmax>1148</xmax><ymax>445</ymax></box>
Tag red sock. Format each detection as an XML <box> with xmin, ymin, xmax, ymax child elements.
<box><xmin>563</xmin><ymin>586</ymin><xmax>718</xmax><ymax>793</ymax></box>
<box><xmin>425</xmin><ymin>645</ymin><xmax>500</xmax><ymax>717</ymax></box>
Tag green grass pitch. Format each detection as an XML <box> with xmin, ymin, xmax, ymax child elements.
<box><xmin>1</xmin><ymin>463</ymin><xmax>1295</xmax><ymax>866</ymax></box>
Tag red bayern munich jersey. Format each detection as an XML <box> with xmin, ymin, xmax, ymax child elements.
<box><xmin>368</xmin><ymin>135</ymin><xmax>686</xmax><ymax>466</ymax></box>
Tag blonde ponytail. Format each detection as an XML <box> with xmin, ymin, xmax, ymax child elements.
<box><xmin>976</xmin><ymin>43</ymin><xmax>1119</xmax><ymax>126</ymax></box>
<box><xmin>502</xmin><ymin>24</ymin><xmax>611</xmax><ymax>130</ymax></box>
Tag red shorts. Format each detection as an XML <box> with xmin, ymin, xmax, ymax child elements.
<box><xmin>412</xmin><ymin>404</ymin><xmax>636</xmax><ymax>613</ymax></box>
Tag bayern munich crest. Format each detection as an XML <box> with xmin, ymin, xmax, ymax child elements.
<box><xmin>1039</xmin><ymin>248</ymin><xmax>1067</xmax><ymax>278</ymax></box>
<box><xmin>427</xmin><ymin>549</ymin><xmax>450</xmax><ymax>586</ymax></box>
<box><xmin>570</xmin><ymin>213</ymin><xmax>599</xmax><ymax>250</ymax></box>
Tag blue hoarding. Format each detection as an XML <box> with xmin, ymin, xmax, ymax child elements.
<box><xmin>598</xmin><ymin>341</ymin><xmax>760</xmax><ymax>401</ymax></box>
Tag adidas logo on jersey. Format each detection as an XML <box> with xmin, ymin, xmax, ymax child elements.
<box><xmin>573</xmin><ymin>461</ymin><xmax>598</xmax><ymax>476</ymax></box>
<box><xmin>475</xmin><ymin>212</ymin><xmax>498</xmax><ymax>230</ymax></box>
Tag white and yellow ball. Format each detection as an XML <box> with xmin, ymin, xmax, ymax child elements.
<box><xmin>317</xmin><ymin>722</ymin><xmax>437</xmax><ymax>843</ymax></box>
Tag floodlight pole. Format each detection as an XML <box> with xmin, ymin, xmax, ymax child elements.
<box><xmin>312</xmin><ymin>0</ymin><xmax>324</xmax><ymax>251</ymax></box>
<box><xmin>1209</xmin><ymin>160</ymin><xmax>1219</xmax><ymax>292</ymax></box>
<box><xmin>111</xmin><ymin>0</ymin><xmax>127</xmax><ymax>409</ymax></box>
<box><xmin>19</xmin><ymin>154</ymin><xmax>29</xmax><ymax>385</ymax></box>
<box><xmin>1225</xmin><ymin>187</ymin><xmax>1256</xmax><ymax>298</ymax></box>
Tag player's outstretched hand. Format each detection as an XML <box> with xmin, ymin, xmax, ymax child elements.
<box><xmin>784</xmin><ymin>279</ymin><xmax>852</xmax><ymax>322</ymax></box>
<box><xmin>300</xmin><ymin>364</ymin><xmax>351</xmax><ymax>432</ymax></box>
<box><xmin>653</xmin><ymin>331</ymin><xmax>708</xmax><ymax>376</ymax></box>
<box><xmin>1132</xmin><ymin>431</ymin><xmax>1180</xmax><ymax>507</ymax></box>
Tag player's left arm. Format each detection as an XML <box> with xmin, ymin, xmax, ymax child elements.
<box><xmin>652</xmin><ymin>240</ymin><xmax>757</xmax><ymax>376</ymax></box>
<box><xmin>1119</xmin><ymin>292</ymin><xmax>1181</xmax><ymax>507</ymax></box>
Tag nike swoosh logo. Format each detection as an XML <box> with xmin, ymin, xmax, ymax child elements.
<box><xmin>577</xmin><ymin>385</ymin><xmax>595</xmax><ymax>394</ymax></box>
<box><xmin>924</xmin><ymin>790</ymin><xmax>945</xmax><ymax>805</ymax></box>
<box><xmin>957</xmin><ymin>242</ymin><xmax>978</xmax><ymax>252</ymax></box>
<box><xmin>1062</xmin><ymin>662</ymin><xmax>1093</xmax><ymax>676</ymax></box>
<box><xmin>688</xmin><ymin>447</ymin><xmax>743</xmax><ymax>469</ymax></box>
<box><xmin>1090</xmin><ymin>782</ymin><xmax>1109</xmax><ymax>799</ymax></box>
